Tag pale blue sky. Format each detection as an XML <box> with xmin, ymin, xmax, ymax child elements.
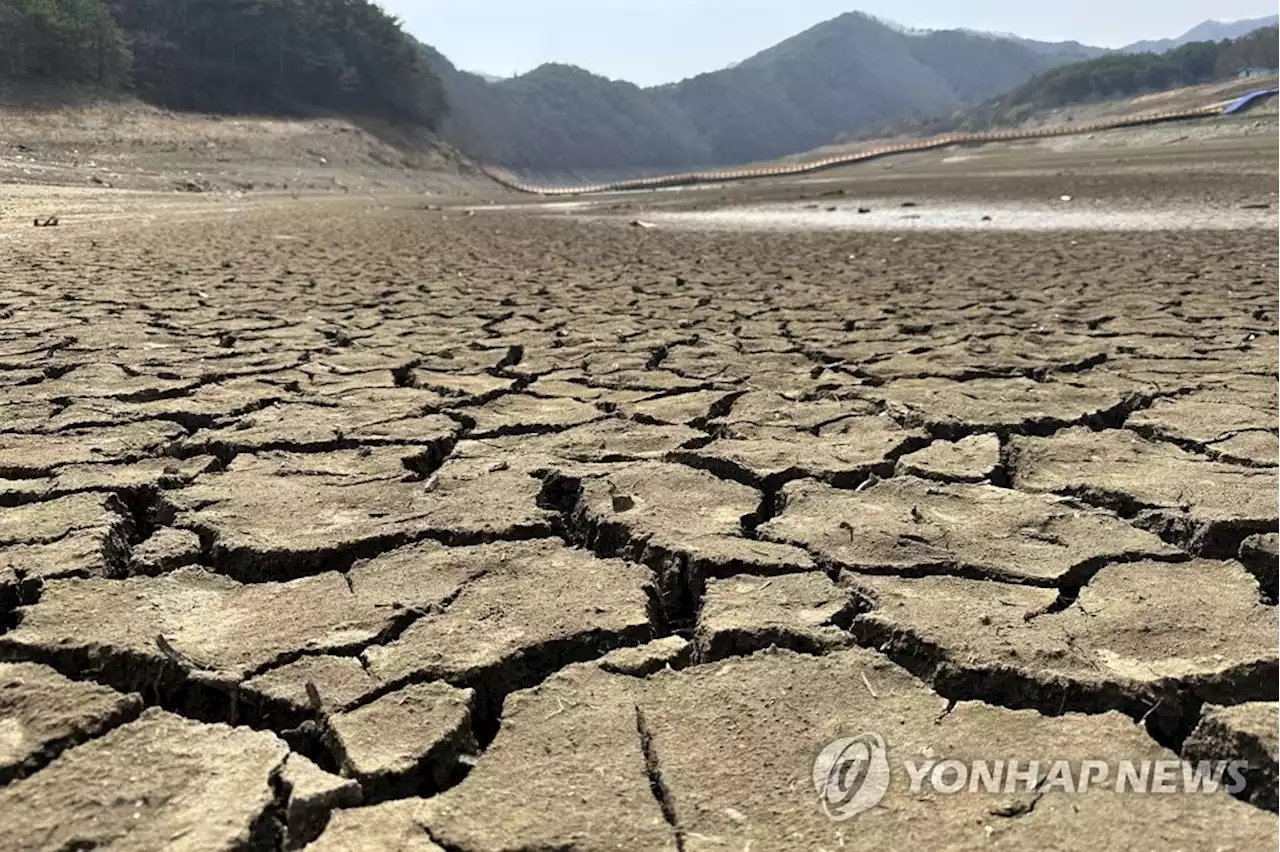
<box><xmin>380</xmin><ymin>1</ymin><xmax>1278</xmax><ymax>85</ymax></box>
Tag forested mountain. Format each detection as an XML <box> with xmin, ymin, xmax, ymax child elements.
<box><xmin>427</xmin><ymin>12</ymin><xmax>1280</xmax><ymax>173</ymax></box>
<box><xmin>999</xmin><ymin>26</ymin><xmax>1278</xmax><ymax>111</ymax></box>
<box><xmin>423</xmin><ymin>46</ymin><xmax>710</xmax><ymax>170</ymax></box>
<box><xmin>427</xmin><ymin>12</ymin><xmax>1091</xmax><ymax>172</ymax></box>
<box><xmin>0</xmin><ymin>0</ymin><xmax>446</xmax><ymax>127</ymax></box>
<box><xmin>0</xmin><ymin>0</ymin><xmax>131</xmax><ymax>86</ymax></box>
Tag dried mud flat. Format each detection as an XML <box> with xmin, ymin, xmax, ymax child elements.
<box><xmin>0</xmin><ymin>134</ymin><xmax>1278</xmax><ymax>851</ymax></box>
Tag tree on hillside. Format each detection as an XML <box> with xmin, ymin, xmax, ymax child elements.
<box><xmin>1215</xmin><ymin>26</ymin><xmax>1280</xmax><ymax>75</ymax></box>
<box><xmin>1001</xmin><ymin>27</ymin><xmax>1278</xmax><ymax>110</ymax></box>
<box><xmin>0</xmin><ymin>0</ymin><xmax>130</xmax><ymax>84</ymax></box>
<box><xmin>0</xmin><ymin>0</ymin><xmax>446</xmax><ymax>128</ymax></box>
<box><xmin>100</xmin><ymin>0</ymin><xmax>446</xmax><ymax>125</ymax></box>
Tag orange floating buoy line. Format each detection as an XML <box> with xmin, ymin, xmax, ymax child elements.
<box><xmin>482</xmin><ymin>103</ymin><xmax>1224</xmax><ymax>197</ymax></box>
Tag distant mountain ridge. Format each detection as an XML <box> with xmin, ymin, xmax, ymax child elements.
<box><xmin>422</xmin><ymin>12</ymin><xmax>1280</xmax><ymax>174</ymax></box>
<box><xmin>1123</xmin><ymin>15</ymin><xmax>1280</xmax><ymax>54</ymax></box>
<box><xmin>424</xmin><ymin>12</ymin><xmax>1085</xmax><ymax>172</ymax></box>
<box><xmin>959</xmin><ymin>30</ymin><xmax>1107</xmax><ymax>63</ymax></box>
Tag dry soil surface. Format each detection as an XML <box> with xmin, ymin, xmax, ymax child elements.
<box><xmin>0</xmin><ymin>124</ymin><xmax>1277</xmax><ymax>850</ymax></box>
<box><xmin>0</xmin><ymin>98</ymin><xmax>482</xmax><ymax>196</ymax></box>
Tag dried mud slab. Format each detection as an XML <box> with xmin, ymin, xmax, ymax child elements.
<box><xmin>182</xmin><ymin>402</ymin><xmax>459</xmax><ymax>456</ymax></box>
<box><xmin>420</xmin><ymin>662</ymin><xmax>676</xmax><ymax>850</ymax></box>
<box><xmin>164</xmin><ymin>448</ymin><xmax>553</xmax><ymax>581</ymax></box>
<box><xmin>0</xmin><ymin>492</ymin><xmax>135</xmax><ymax>584</ymax></box>
<box><xmin>673</xmin><ymin>415</ymin><xmax>926</xmax><ymax>489</ymax></box>
<box><xmin>704</xmin><ymin>390</ymin><xmax>880</xmax><ymax>438</ymax></box>
<box><xmin>1183</xmin><ymin>702</ymin><xmax>1279</xmax><ymax>811</ymax></box>
<box><xmin>867</xmin><ymin>373</ymin><xmax>1149</xmax><ymax>437</ymax></box>
<box><xmin>617</xmin><ymin>389</ymin><xmax>740</xmax><ymax>425</ymax></box>
<box><xmin>0</xmin><ymin>708</ymin><xmax>289</xmax><ymax>851</ymax></box>
<box><xmin>579</xmin><ymin>367</ymin><xmax>710</xmax><ymax>394</ymax></box>
<box><xmin>1126</xmin><ymin>390</ymin><xmax>1277</xmax><ymax>460</ymax></box>
<box><xmin>243</xmin><ymin>537</ymin><xmax>657</xmax><ymax>719</ymax></box>
<box><xmin>1008</xmin><ymin>427</ymin><xmax>1279</xmax><ymax>557</ymax></box>
<box><xmin>1239</xmin><ymin>533</ymin><xmax>1279</xmax><ymax>601</ymax></box>
<box><xmin>304</xmin><ymin>800</ymin><xmax>444</xmax><ymax>852</ymax></box>
<box><xmin>407</xmin><ymin>456</ymin><xmax>556</xmax><ymax>541</ymax></box>
<box><xmin>408</xmin><ymin>369</ymin><xmax>516</xmax><ymax>403</ymax></box>
<box><xmin>459</xmin><ymin>418</ymin><xmax>704</xmax><ymax>468</ymax></box>
<box><xmin>61</xmin><ymin>376</ymin><xmax>290</xmax><ymax>430</ymax></box>
<box><xmin>0</xmin><ymin>566</ymin><xmax>404</xmax><ymax>694</ymax></box>
<box><xmin>277</xmin><ymin>756</ymin><xmax>361</xmax><ymax>847</ymax></box>
<box><xmin>761</xmin><ymin>476</ymin><xmax>1180</xmax><ymax>585</ymax></box>
<box><xmin>0</xmin><ymin>662</ymin><xmax>143</xmax><ymax>784</ymax></box>
<box><xmin>694</xmin><ymin>572</ymin><xmax>855</xmax><ymax>660</ymax></box>
<box><xmin>0</xmin><ymin>421</ymin><xmax>186</xmax><ymax>478</ymax></box>
<box><xmin>0</xmin><ymin>454</ymin><xmax>216</xmax><ymax>508</ymax></box>
<box><xmin>848</xmin><ymin>332</ymin><xmax>1109</xmax><ymax>382</ymax></box>
<box><xmin>324</xmin><ymin>682</ymin><xmax>477</xmax><ymax>802</ymax></box>
<box><xmin>597</xmin><ymin>636</ymin><xmax>694</xmax><ymax>677</ymax></box>
<box><xmin>16</xmin><ymin>362</ymin><xmax>199</xmax><ymax>403</ymax></box>
<box><xmin>1204</xmin><ymin>430</ymin><xmax>1280</xmax><ymax>468</ymax></box>
<box><xmin>844</xmin><ymin>558</ymin><xmax>1278</xmax><ymax>735</ymax></box>
<box><xmin>520</xmin><ymin>373</ymin><xmax>653</xmax><ymax>404</ymax></box>
<box><xmin>464</xmin><ymin>393</ymin><xmax>605</xmax><ymax>437</ymax></box>
<box><xmin>242</xmin><ymin>654</ymin><xmax>381</xmax><ymax>719</ymax></box>
<box><xmin>126</xmin><ymin>526</ymin><xmax>202</xmax><ymax>575</ymax></box>
<box><xmin>558</xmin><ymin>461</ymin><xmax>815</xmax><ymax>620</ymax></box>
<box><xmin>895</xmin><ymin>433</ymin><xmax>1001</xmax><ymax>482</ymax></box>
<box><xmin>420</xmin><ymin>649</ymin><xmax>1275</xmax><ymax>851</ymax></box>
<box><xmin>357</xmin><ymin>539</ymin><xmax>657</xmax><ymax>702</ymax></box>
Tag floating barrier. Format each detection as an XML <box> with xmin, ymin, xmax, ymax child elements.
<box><xmin>1222</xmin><ymin>86</ymin><xmax>1279</xmax><ymax>115</ymax></box>
<box><xmin>483</xmin><ymin>102</ymin><xmax>1229</xmax><ymax>196</ymax></box>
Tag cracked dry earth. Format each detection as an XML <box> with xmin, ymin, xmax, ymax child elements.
<box><xmin>0</xmin><ymin>190</ymin><xmax>1277</xmax><ymax>851</ymax></box>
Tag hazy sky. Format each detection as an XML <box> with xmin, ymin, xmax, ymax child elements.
<box><xmin>380</xmin><ymin>1</ymin><xmax>1277</xmax><ymax>85</ymax></box>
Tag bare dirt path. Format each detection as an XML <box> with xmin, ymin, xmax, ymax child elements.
<box><xmin>0</xmin><ymin>132</ymin><xmax>1276</xmax><ymax>850</ymax></box>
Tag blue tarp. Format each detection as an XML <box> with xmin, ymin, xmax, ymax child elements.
<box><xmin>1222</xmin><ymin>87</ymin><xmax>1279</xmax><ymax>114</ymax></box>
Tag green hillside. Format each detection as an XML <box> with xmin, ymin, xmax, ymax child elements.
<box><xmin>999</xmin><ymin>26</ymin><xmax>1278</xmax><ymax>110</ymax></box>
<box><xmin>0</xmin><ymin>0</ymin><xmax>446</xmax><ymax>128</ymax></box>
<box><xmin>427</xmin><ymin>12</ymin><xmax>1086</xmax><ymax>172</ymax></box>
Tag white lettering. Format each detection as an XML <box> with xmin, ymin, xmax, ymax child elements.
<box><xmin>1004</xmin><ymin>760</ymin><xmax>1040</xmax><ymax>793</ymax></box>
<box><xmin>1040</xmin><ymin>760</ymin><xmax>1075</xmax><ymax>793</ymax></box>
<box><xmin>1116</xmin><ymin>760</ymin><xmax>1150</xmax><ymax>793</ymax></box>
<box><xmin>1181</xmin><ymin>760</ymin><xmax>1227</xmax><ymax>793</ymax></box>
<box><xmin>969</xmin><ymin>760</ymin><xmax>1004</xmax><ymax>793</ymax></box>
<box><xmin>931</xmin><ymin>760</ymin><xmax>969</xmax><ymax>794</ymax></box>
<box><xmin>902</xmin><ymin>760</ymin><xmax>936</xmax><ymax>793</ymax></box>
<box><xmin>1150</xmin><ymin>760</ymin><xmax>1179</xmax><ymax>793</ymax></box>
<box><xmin>1224</xmin><ymin>760</ymin><xmax>1249</xmax><ymax>795</ymax></box>
<box><xmin>1077</xmin><ymin>760</ymin><xmax>1109</xmax><ymax>792</ymax></box>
